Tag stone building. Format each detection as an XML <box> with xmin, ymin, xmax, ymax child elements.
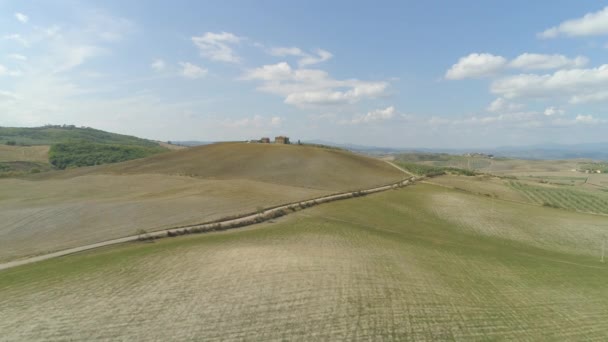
<box><xmin>274</xmin><ymin>136</ymin><xmax>290</xmax><ymax>144</ymax></box>
<box><xmin>260</xmin><ymin>137</ymin><xmax>270</xmax><ymax>143</ymax></box>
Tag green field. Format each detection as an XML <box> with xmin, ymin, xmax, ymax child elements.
<box><xmin>2</xmin><ymin>184</ymin><xmax>607</xmax><ymax>340</ymax></box>
<box><xmin>509</xmin><ymin>181</ymin><xmax>608</xmax><ymax>215</ymax></box>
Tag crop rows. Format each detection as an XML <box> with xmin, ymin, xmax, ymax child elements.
<box><xmin>509</xmin><ymin>181</ymin><xmax>608</xmax><ymax>215</ymax></box>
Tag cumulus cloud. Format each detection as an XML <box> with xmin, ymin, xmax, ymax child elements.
<box><xmin>491</xmin><ymin>64</ymin><xmax>608</xmax><ymax>103</ymax></box>
<box><xmin>179</xmin><ymin>62</ymin><xmax>207</xmax><ymax>79</ymax></box>
<box><xmin>192</xmin><ymin>32</ymin><xmax>242</xmax><ymax>63</ymax></box>
<box><xmin>445</xmin><ymin>53</ymin><xmax>507</xmax><ymax>80</ymax></box>
<box><xmin>14</xmin><ymin>12</ymin><xmax>29</xmax><ymax>23</ymax></box>
<box><xmin>270</xmin><ymin>47</ymin><xmax>333</xmax><ymax>66</ymax></box>
<box><xmin>486</xmin><ymin>98</ymin><xmax>523</xmax><ymax>113</ymax></box>
<box><xmin>243</xmin><ymin>62</ymin><xmax>388</xmax><ymax>106</ymax></box>
<box><xmin>150</xmin><ymin>59</ymin><xmax>166</xmax><ymax>71</ymax></box>
<box><xmin>539</xmin><ymin>6</ymin><xmax>608</xmax><ymax>38</ymax></box>
<box><xmin>543</xmin><ymin>106</ymin><xmax>564</xmax><ymax>116</ymax></box>
<box><xmin>509</xmin><ymin>53</ymin><xmax>588</xmax><ymax>70</ymax></box>
<box><xmin>345</xmin><ymin>106</ymin><xmax>395</xmax><ymax>124</ymax></box>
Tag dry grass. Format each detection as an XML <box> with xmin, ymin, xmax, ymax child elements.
<box><xmin>0</xmin><ymin>174</ymin><xmax>329</xmax><ymax>262</ymax></box>
<box><xmin>38</xmin><ymin>142</ymin><xmax>404</xmax><ymax>191</ymax></box>
<box><xmin>0</xmin><ymin>145</ymin><xmax>50</xmax><ymax>163</ymax></box>
<box><xmin>1</xmin><ymin>184</ymin><xmax>607</xmax><ymax>340</ymax></box>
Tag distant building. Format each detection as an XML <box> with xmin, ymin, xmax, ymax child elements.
<box><xmin>260</xmin><ymin>137</ymin><xmax>270</xmax><ymax>143</ymax></box>
<box><xmin>274</xmin><ymin>136</ymin><xmax>290</xmax><ymax>144</ymax></box>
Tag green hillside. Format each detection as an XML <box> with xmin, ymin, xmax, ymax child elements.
<box><xmin>0</xmin><ymin>125</ymin><xmax>159</xmax><ymax>147</ymax></box>
<box><xmin>0</xmin><ymin>126</ymin><xmax>168</xmax><ymax>171</ymax></box>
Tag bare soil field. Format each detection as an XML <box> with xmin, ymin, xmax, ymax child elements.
<box><xmin>1</xmin><ymin>184</ymin><xmax>607</xmax><ymax>340</ymax></box>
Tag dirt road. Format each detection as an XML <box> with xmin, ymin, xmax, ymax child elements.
<box><xmin>0</xmin><ymin>176</ymin><xmax>415</xmax><ymax>271</ymax></box>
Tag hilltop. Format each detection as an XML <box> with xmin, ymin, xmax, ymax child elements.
<box><xmin>44</xmin><ymin>142</ymin><xmax>405</xmax><ymax>191</ymax></box>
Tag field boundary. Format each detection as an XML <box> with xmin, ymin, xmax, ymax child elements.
<box><xmin>0</xmin><ymin>175</ymin><xmax>417</xmax><ymax>271</ymax></box>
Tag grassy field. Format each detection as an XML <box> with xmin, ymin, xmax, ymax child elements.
<box><xmin>0</xmin><ymin>143</ymin><xmax>403</xmax><ymax>262</ymax></box>
<box><xmin>41</xmin><ymin>142</ymin><xmax>405</xmax><ymax>191</ymax></box>
<box><xmin>1</xmin><ymin>184</ymin><xmax>607</xmax><ymax>340</ymax></box>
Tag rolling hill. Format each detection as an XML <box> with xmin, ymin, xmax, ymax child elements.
<box><xmin>0</xmin><ymin>143</ymin><xmax>405</xmax><ymax>262</ymax></box>
<box><xmin>42</xmin><ymin>142</ymin><xmax>405</xmax><ymax>191</ymax></box>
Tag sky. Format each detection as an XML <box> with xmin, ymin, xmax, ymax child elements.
<box><xmin>1</xmin><ymin>1</ymin><xmax>608</xmax><ymax>148</ymax></box>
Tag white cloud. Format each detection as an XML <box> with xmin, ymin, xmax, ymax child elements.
<box><xmin>486</xmin><ymin>98</ymin><xmax>523</xmax><ymax>113</ymax></box>
<box><xmin>509</xmin><ymin>53</ymin><xmax>588</xmax><ymax>70</ymax></box>
<box><xmin>346</xmin><ymin>106</ymin><xmax>395</xmax><ymax>124</ymax></box>
<box><xmin>445</xmin><ymin>53</ymin><xmax>507</xmax><ymax>80</ymax></box>
<box><xmin>243</xmin><ymin>62</ymin><xmax>388</xmax><ymax>106</ymax></box>
<box><xmin>55</xmin><ymin>45</ymin><xmax>106</xmax><ymax>73</ymax></box>
<box><xmin>192</xmin><ymin>32</ymin><xmax>242</xmax><ymax>63</ymax></box>
<box><xmin>0</xmin><ymin>64</ymin><xmax>22</xmax><ymax>77</ymax></box>
<box><xmin>543</xmin><ymin>106</ymin><xmax>564</xmax><ymax>116</ymax></box>
<box><xmin>7</xmin><ymin>54</ymin><xmax>27</xmax><ymax>61</ymax></box>
<box><xmin>491</xmin><ymin>64</ymin><xmax>608</xmax><ymax>102</ymax></box>
<box><xmin>179</xmin><ymin>62</ymin><xmax>207</xmax><ymax>79</ymax></box>
<box><xmin>298</xmin><ymin>49</ymin><xmax>333</xmax><ymax>66</ymax></box>
<box><xmin>570</xmin><ymin>90</ymin><xmax>608</xmax><ymax>104</ymax></box>
<box><xmin>575</xmin><ymin>114</ymin><xmax>600</xmax><ymax>124</ymax></box>
<box><xmin>270</xmin><ymin>47</ymin><xmax>333</xmax><ymax>66</ymax></box>
<box><xmin>150</xmin><ymin>59</ymin><xmax>166</xmax><ymax>71</ymax></box>
<box><xmin>2</xmin><ymin>34</ymin><xmax>28</xmax><ymax>46</ymax></box>
<box><xmin>539</xmin><ymin>6</ymin><xmax>608</xmax><ymax>38</ymax></box>
<box><xmin>15</xmin><ymin>12</ymin><xmax>29</xmax><ymax>23</ymax></box>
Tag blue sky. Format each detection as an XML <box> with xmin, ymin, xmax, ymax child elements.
<box><xmin>1</xmin><ymin>1</ymin><xmax>608</xmax><ymax>148</ymax></box>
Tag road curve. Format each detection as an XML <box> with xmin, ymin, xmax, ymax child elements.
<box><xmin>0</xmin><ymin>174</ymin><xmax>416</xmax><ymax>271</ymax></box>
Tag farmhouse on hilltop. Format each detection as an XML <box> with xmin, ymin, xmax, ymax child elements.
<box><xmin>274</xmin><ymin>136</ymin><xmax>290</xmax><ymax>144</ymax></box>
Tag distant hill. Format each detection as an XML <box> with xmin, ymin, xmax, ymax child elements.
<box><xmin>0</xmin><ymin>125</ymin><xmax>159</xmax><ymax>147</ymax></box>
<box><xmin>0</xmin><ymin>126</ymin><xmax>168</xmax><ymax>172</ymax></box>
<box><xmin>306</xmin><ymin>139</ymin><xmax>608</xmax><ymax>161</ymax></box>
<box><xmin>42</xmin><ymin>142</ymin><xmax>405</xmax><ymax>191</ymax></box>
